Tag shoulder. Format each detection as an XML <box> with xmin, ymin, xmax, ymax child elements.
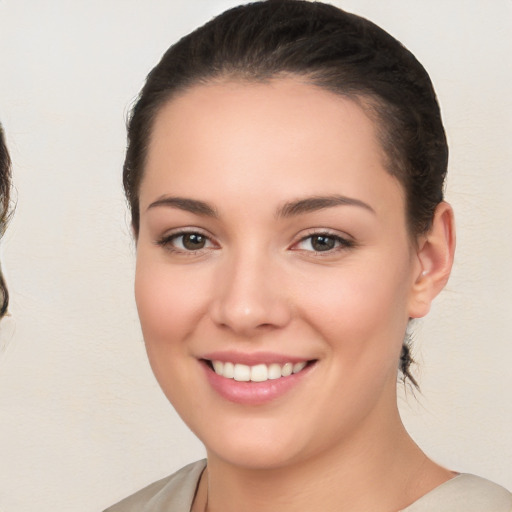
<box><xmin>103</xmin><ymin>460</ymin><xmax>206</xmax><ymax>512</ymax></box>
<box><xmin>404</xmin><ymin>474</ymin><xmax>512</xmax><ymax>512</ymax></box>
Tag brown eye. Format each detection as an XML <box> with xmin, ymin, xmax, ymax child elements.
<box><xmin>181</xmin><ymin>233</ymin><xmax>207</xmax><ymax>250</ymax></box>
<box><xmin>310</xmin><ymin>235</ymin><xmax>336</xmax><ymax>251</ymax></box>
<box><xmin>293</xmin><ymin>232</ymin><xmax>353</xmax><ymax>253</ymax></box>
<box><xmin>157</xmin><ymin>230</ymin><xmax>216</xmax><ymax>253</ymax></box>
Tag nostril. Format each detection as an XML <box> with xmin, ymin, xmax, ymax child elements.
<box><xmin>256</xmin><ymin>323</ymin><xmax>275</xmax><ymax>330</ymax></box>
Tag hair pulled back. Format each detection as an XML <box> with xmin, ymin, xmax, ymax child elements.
<box><xmin>124</xmin><ymin>0</ymin><xmax>449</xmax><ymax>386</ymax></box>
<box><xmin>0</xmin><ymin>124</ymin><xmax>12</xmax><ymax>317</ymax></box>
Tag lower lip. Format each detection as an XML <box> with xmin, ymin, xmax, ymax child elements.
<box><xmin>202</xmin><ymin>362</ymin><xmax>314</xmax><ymax>405</ymax></box>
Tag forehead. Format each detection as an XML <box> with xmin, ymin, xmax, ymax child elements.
<box><xmin>149</xmin><ymin>78</ymin><xmax>379</xmax><ymax>153</ymax></box>
<box><xmin>141</xmin><ymin>78</ymin><xmax>404</xmax><ymax>213</ymax></box>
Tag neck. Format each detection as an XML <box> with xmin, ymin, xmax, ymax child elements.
<box><xmin>198</xmin><ymin>397</ymin><xmax>452</xmax><ymax>512</ymax></box>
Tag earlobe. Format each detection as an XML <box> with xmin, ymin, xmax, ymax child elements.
<box><xmin>408</xmin><ymin>202</ymin><xmax>456</xmax><ymax>319</ymax></box>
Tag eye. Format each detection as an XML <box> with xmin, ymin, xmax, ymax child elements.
<box><xmin>157</xmin><ymin>231</ymin><xmax>215</xmax><ymax>253</ymax></box>
<box><xmin>293</xmin><ymin>232</ymin><xmax>353</xmax><ymax>253</ymax></box>
<box><xmin>177</xmin><ymin>233</ymin><xmax>209</xmax><ymax>250</ymax></box>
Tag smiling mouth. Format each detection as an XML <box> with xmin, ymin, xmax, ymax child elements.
<box><xmin>204</xmin><ymin>360</ymin><xmax>315</xmax><ymax>382</ymax></box>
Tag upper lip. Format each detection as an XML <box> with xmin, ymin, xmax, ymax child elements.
<box><xmin>200</xmin><ymin>351</ymin><xmax>314</xmax><ymax>366</ymax></box>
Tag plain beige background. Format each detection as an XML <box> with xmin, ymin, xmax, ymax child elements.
<box><xmin>0</xmin><ymin>1</ymin><xmax>510</xmax><ymax>511</ymax></box>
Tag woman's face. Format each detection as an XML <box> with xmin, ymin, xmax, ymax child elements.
<box><xmin>135</xmin><ymin>79</ymin><xmax>424</xmax><ymax>469</ymax></box>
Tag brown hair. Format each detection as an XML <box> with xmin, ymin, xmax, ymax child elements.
<box><xmin>0</xmin><ymin>124</ymin><xmax>12</xmax><ymax>317</ymax></box>
<box><xmin>123</xmin><ymin>0</ymin><xmax>449</xmax><ymax>386</ymax></box>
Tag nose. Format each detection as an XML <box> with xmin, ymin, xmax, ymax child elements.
<box><xmin>210</xmin><ymin>248</ymin><xmax>292</xmax><ymax>336</ymax></box>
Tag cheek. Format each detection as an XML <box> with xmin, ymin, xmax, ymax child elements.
<box><xmin>134</xmin><ymin>255</ymin><xmax>211</xmax><ymax>412</ymax></box>
<box><xmin>296</xmin><ymin>258</ymin><xmax>412</xmax><ymax>363</ymax></box>
<box><xmin>134</xmin><ymin>256</ymin><xmax>207</xmax><ymax>351</ymax></box>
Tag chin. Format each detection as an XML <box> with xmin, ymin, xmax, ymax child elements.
<box><xmin>192</xmin><ymin>417</ymin><xmax>310</xmax><ymax>470</ymax></box>
<box><xmin>207</xmin><ymin>441</ymin><xmax>303</xmax><ymax>471</ymax></box>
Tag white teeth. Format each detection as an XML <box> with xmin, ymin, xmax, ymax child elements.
<box><xmin>223</xmin><ymin>362</ymin><xmax>234</xmax><ymax>379</ymax></box>
<box><xmin>268</xmin><ymin>363</ymin><xmax>282</xmax><ymax>380</ymax></box>
<box><xmin>233</xmin><ymin>363</ymin><xmax>251</xmax><ymax>382</ymax></box>
<box><xmin>281</xmin><ymin>362</ymin><xmax>293</xmax><ymax>377</ymax></box>
<box><xmin>250</xmin><ymin>364</ymin><xmax>268</xmax><ymax>382</ymax></box>
<box><xmin>211</xmin><ymin>360</ymin><xmax>308</xmax><ymax>381</ymax></box>
<box><xmin>212</xmin><ymin>361</ymin><xmax>223</xmax><ymax>374</ymax></box>
<box><xmin>293</xmin><ymin>361</ymin><xmax>307</xmax><ymax>374</ymax></box>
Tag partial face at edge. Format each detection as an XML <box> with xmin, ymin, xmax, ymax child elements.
<box><xmin>133</xmin><ymin>78</ymin><xmax>426</xmax><ymax>469</ymax></box>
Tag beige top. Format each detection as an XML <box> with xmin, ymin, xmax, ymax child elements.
<box><xmin>104</xmin><ymin>460</ymin><xmax>512</xmax><ymax>512</ymax></box>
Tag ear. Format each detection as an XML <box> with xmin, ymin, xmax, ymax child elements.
<box><xmin>408</xmin><ymin>202</ymin><xmax>456</xmax><ymax>319</ymax></box>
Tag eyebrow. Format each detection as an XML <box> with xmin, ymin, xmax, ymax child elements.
<box><xmin>147</xmin><ymin>196</ymin><xmax>218</xmax><ymax>217</ymax></box>
<box><xmin>146</xmin><ymin>194</ymin><xmax>374</xmax><ymax>219</ymax></box>
<box><xmin>277</xmin><ymin>195</ymin><xmax>375</xmax><ymax>218</ymax></box>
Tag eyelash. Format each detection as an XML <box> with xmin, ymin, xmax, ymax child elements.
<box><xmin>156</xmin><ymin>229</ymin><xmax>355</xmax><ymax>256</ymax></box>
<box><xmin>291</xmin><ymin>231</ymin><xmax>355</xmax><ymax>255</ymax></box>
<box><xmin>156</xmin><ymin>229</ymin><xmax>216</xmax><ymax>255</ymax></box>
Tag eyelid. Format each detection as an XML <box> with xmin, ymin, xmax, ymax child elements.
<box><xmin>290</xmin><ymin>228</ymin><xmax>355</xmax><ymax>253</ymax></box>
<box><xmin>155</xmin><ymin>227</ymin><xmax>219</xmax><ymax>253</ymax></box>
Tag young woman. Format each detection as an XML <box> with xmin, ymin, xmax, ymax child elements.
<box><xmin>105</xmin><ymin>1</ymin><xmax>512</xmax><ymax>511</ymax></box>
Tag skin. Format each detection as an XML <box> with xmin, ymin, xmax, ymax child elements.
<box><xmin>135</xmin><ymin>78</ymin><xmax>455</xmax><ymax>512</ymax></box>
